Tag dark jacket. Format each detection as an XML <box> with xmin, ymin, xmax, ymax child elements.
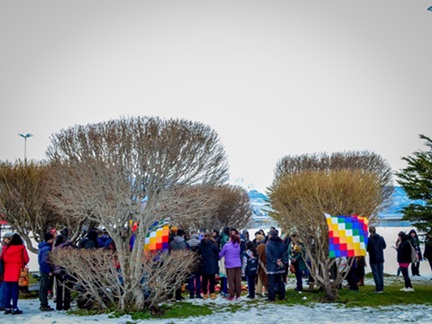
<box><xmin>198</xmin><ymin>238</ymin><xmax>219</xmax><ymax>275</ymax></box>
<box><xmin>367</xmin><ymin>233</ymin><xmax>386</xmax><ymax>264</ymax></box>
<box><xmin>38</xmin><ymin>241</ymin><xmax>53</xmax><ymax>273</ymax></box>
<box><xmin>266</xmin><ymin>236</ymin><xmax>288</xmax><ymax>274</ymax></box>
<box><xmin>397</xmin><ymin>240</ymin><xmax>412</xmax><ymax>264</ymax></box>
<box><xmin>169</xmin><ymin>235</ymin><xmax>188</xmax><ymax>251</ymax></box>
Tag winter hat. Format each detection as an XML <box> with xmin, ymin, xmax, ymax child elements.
<box><xmin>269</xmin><ymin>229</ymin><xmax>278</xmax><ymax>237</ymax></box>
<box><xmin>3</xmin><ymin>232</ymin><xmax>14</xmax><ymax>239</ymax></box>
<box><xmin>44</xmin><ymin>232</ymin><xmax>54</xmax><ymax>242</ymax></box>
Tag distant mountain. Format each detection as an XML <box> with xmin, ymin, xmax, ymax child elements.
<box><xmin>248</xmin><ymin>186</ymin><xmax>424</xmax><ymax>220</ymax></box>
<box><xmin>379</xmin><ymin>186</ymin><xmax>425</xmax><ymax>219</ymax></box>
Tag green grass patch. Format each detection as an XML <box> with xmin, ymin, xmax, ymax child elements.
<box><xmin>131</xmin><ymin>302</ymin><xmax>213</xmax><ymax>320</ymax></box>
<box><xmin>280</xmin><ymin>280</ymin><xmax>432</xmax><ymax>308</ymax></box>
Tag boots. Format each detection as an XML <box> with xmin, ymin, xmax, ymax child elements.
<box><xmin>210</xmin><ymin>293</ymin><xmax>216</xmax><ymax>300</ymax></box>
<box><xmin>203</xmin><ymin>294</ymin><xmax>209</xmax><ymax>300</ymax></box>
<box><xmin>307</xmin><ymin>283</ymin><xmax>315</xmax><ymax>291</ymax></box>
<box><xmin>357</xmin><ymin>277</ymin><xmax>364</xmax><ymax>286</ymax></box>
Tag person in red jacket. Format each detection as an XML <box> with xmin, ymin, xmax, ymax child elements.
<box><xmin>0</xmin><ymin>233</ymin><xmax>30</xmax><ymax>315</ymax></box>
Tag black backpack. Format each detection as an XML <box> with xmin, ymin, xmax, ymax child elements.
<box><xmin>245</xmin><ymin>253</ymin><xmax>258</xmax><ymax>276</ymax></box>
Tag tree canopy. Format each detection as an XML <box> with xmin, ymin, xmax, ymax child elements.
<box><xmin>396</xmin><ymin>134</ymin><xmax>432</xmax><ymax>234</ymax></box>
<box><xmin>268</xmin><ymin>151</ymin><xmax>393</xmax><ymax>301</ymax></box>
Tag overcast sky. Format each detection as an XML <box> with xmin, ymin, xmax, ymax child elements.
<box><xmin>1</xmin><ymin>1</ymin><xmax>431</xmax><ymax>193</ymax></box>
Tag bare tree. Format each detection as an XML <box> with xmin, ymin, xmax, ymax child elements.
<box><xmin>0</xmin><ymin>161</ymin><xmax>59</xmax><ymax>253</ymax></box>
<box><xmin>268</xmin><ymin>151</ymin><xmax>393</xmax><ymax>302</ymax></box>
<box><xmin>207</xmin><ymin>185</ymin><xmax>252</xmax><ymax>231</ymax></box>
<box><xmin>45</xmin><ymin>116</ymin><xmax>228</xmax><ymax>311</ymax></box>
<box><xmin>50</xmin><ymin>248</ymin><xmax>197</xmax><ymax>312</ymax></box>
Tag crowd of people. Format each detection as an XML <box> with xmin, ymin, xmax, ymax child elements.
<box><xmin>0</xmin><ymin>225</ymin><xmax>431</xmax><ymax>315</ymax></box>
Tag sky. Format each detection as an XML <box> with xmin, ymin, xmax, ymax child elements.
<box><xmin>1</xmin><ymin>1</ymin><xmax>431</xmax><ymax>193</ymax></box>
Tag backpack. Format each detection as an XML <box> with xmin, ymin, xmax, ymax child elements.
<box><xmin>409</xmin><ymin>242</ymin><xmax>419</xmax><ymax>263</ymax></box>
<box><xmin>245</xmin><ymin>253</ymin><xmax>258</xmax><ymax>276</ymax></box>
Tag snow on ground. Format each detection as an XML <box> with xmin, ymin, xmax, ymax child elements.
<box><xmin>4</xmin><ymin>275</ymin><xmax>432</xmax><ymax>324</ymax></box>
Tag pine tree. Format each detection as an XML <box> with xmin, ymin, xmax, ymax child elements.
<box><xmin>396</xmin><ymin>134</ymin><xmax>432</xmax><ymax>233</ymax></box>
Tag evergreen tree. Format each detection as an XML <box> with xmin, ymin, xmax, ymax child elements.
<box><xmin>396</xmin><ymin>134</ymin><xmax>432</xmax><ymax>233</ymax></box>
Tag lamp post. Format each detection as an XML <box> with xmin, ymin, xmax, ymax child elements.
<box><xmin>18</xmin><ymin>133</ymin><xmax>33</xmax><ymax>163</ymax></box>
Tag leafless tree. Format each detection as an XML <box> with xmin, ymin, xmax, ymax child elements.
<box><xmin>45</xmin><ymin>116</ymin><xmax>228</xmax><ymax>311</ymax></box>
<box><xmin>0</xmin><ymin>161</ymin><xmax>59</xmax><ymax>253</ymax></box>
<box><xmin>268</xmin><ymin>151</ymin><xmax>393</xmax><ymax>302</ymax></box>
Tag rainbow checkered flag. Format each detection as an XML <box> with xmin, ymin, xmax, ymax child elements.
<box><xmin>324</xmin><ymin>213</ymin><xmax>369</xmax><ymax>258</ymax></box>
<box><xmin>144</xmin><ymin>220</ymin><xmax>170</xmax><ymax>253</ymax></box>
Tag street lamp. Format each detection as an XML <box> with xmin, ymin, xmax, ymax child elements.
<box><xmin>18</xmin><ymin>133</ymin><xmax>33</xmax><ymax>163</ymax></box>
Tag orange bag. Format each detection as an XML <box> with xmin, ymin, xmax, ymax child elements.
<box><xmin>18</xmin><ymin>266</ymin><xmax>29</xmax><ymax>287</ymax></box>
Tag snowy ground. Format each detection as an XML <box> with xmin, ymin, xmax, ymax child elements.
<box><xmin>4</xmin><ymin>276</ymin><xmax>432</xmax><ymax>324</ymax></box>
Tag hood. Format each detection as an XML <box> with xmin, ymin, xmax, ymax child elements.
<box><xmin>269</xmin><ymin>236</ymin><xmax>282</xmax><ymax>243</ymax></box>
<box><xmin>188</xmin><ymin>237</ymin><xmax>201</xmax><ymax>247</ymax></box>
<box><xmin>173</xmin><ymin>236</ymin><xmax>185</xmax><ymax>244</ymax></box>
<box><xmin>38</xmin><ymin>241</ymin><xmax>52</xmax><ymax>249</ymax></box>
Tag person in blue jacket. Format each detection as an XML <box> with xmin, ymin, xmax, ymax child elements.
<box><xmin>38</xmin><ymin>232</ymin><xmax>55</xmax><ymax>311</ymax></box>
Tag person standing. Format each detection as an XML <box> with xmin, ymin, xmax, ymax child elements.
<box><xmin>266</xmin><ymin>229</ymin><xmax>287</xmax><ymax>301</ymax></box>
<box><xmin>198</xmin><ymin>232</ymin><xmax>219</xmax><ymax>300</ymax></box>
<box><xmin>169</xmin><ymin>228</ymin><xmax>188</xmax><ymax>301</ymax></box>
<box><xmin>0</xmin><ymin>232</ymin><xmax>14</xmax><ymax>311</ymax></box>
<box><xmin>288</xmin><ymin>233</ymin><xmax>306</xmax><ymax>293</ymax></box>
<box><xmin>424</xmin><ymin>231</ymin><xmax>432</xmax><ymax>272</ymax></box>
<box><xmin>218</xmin><ymin>227</ymin><xmax>230</xmax><ymax>297</ymax></box>
<box><xmin>1</xmin><ymin>233</ymin><xmax>30</xmax><ymax>315</ymax></box>
<box><xmin>242</xmin><ymin>241</ymin><xmax>258</xmax><ymax>299</ymax></box>
<box><xmin>408</xmin><ymin>229</ymin><xmax>422</xmax><ymax>276</ymax></box>
<box><xmin>366</xmin><ymin>226</ymin><xmax>386</xmax><ymax>293</ymax></box>
<box><xmin>52</xmin><ymin>234</ymin><xmax>74</xmax><ymax>311</ymax></box>
<box><xmin>186</xmin><ymin>232</ymin><xmax>202</xmax><ymax>299</ymax></box>
<box><xmin>38</xmin><ymin>232</ymin><xmax>55</xmax><ymax>311</ymax></box>
<box><xmin>219</xmin><ymin>234</ymin><xmax>242</xmax><ymax>300</ymax></box>
<box><xmin>396</xmin><ymin>231</ymin><xmax>414</xmax><ymax>292</ymax></box>
<box><xmin>255</xmin><ymin>234</ymin><xmax>268</xmax><ymax>297</ymax></box>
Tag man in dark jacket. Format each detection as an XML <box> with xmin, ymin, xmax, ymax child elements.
<box><xmin>266</xmin><ymin>229</ymin><xmax>288</xmax><ymax>301</ymax></box>
<box><xmin>169</xmin><ymin>229</ymin><xmax>188</xmax><ymax>300</ymax></box>
<box><xmin>38</xmin><ymin>232</ymin><xmax>55</xmax><ymax>311</ymax></box>
<box><xmin>366</xmin><ymin>226</ymin><xmax>386</xmax><ymax>293</ymax></box>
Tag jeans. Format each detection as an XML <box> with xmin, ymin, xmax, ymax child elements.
<box><xmin>0</xmin><ymin>281</ymin><xmax>6</xmax><ymax>308</ymax></box>
<box><xmin>370</xmin><ymin>262</ymin><xmax>384</xmax><ymax>292</ymax></box>
<box><xmin>268</xmin><ymin>273</ymin><xmax>285</xmax><ymax>301</ymax></box>
<box><xmin>189</xmin><ymin>272</ymin><xmax>202</xmax><ymax>298</ymax></box>
<box><xmin>294</xmin><ymin>262</ymin><xmax>303</xmax><ymax>291</ymax></box>
<box><xmin>401</xmin><ymin>266</ymin><xmax>412</xmax><ymax>288</ymax></box>
<box><xmin>39</xmin><ymin>272</ymin><xmax>53</xmax><ymax>307</ymax></box>
<box><xmin>220</xmin><ymin>277</ymin><xmax>228</xmax><ymax>295</ymax></box>
<box><xmin>4</xmin><ymin>282</ymin><xmax>19</xmax><ymax>309</ymax></box>
<box><xmin>246</xmin><ymin>274</ymin><xmax>256</xmax><ymax>298</ymax></box>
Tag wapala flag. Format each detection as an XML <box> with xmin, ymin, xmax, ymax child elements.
<box><xmin>324</xmin><ymin>213</ymin><xmax>369</xmax><ymax>258</ymax></box>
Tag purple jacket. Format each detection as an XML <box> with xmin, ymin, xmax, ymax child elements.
<box><xmin>219</xmin><ymin>241</ymin><xmax>241</xmax><ymax>269</ymax></box>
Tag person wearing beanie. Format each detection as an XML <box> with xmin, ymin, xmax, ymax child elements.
<box><xmin>38</xmin><ymin>232</ymin><xmax>55</xmax><ymax>311</ymax></box>
<box><xmin>0</xmin><ymin>232</ymin><xmax>15</xmax><ymax>310</ymax></box>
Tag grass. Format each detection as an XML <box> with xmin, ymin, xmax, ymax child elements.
<box><xmin>45</xmin><ymin>274</ymin><xmax>432</xmax><ymax>320</ymax></box>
